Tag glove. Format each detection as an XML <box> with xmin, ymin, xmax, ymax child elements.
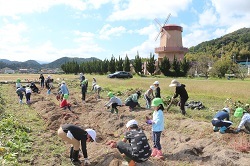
<box><xmin>84</xmin><ymin>158</ymin><xmax>90</xmax><ymax>165</ymax></box>
<box><xmin>107</xmin><ymin>106</ymin><xmax>110</xmax><ymax>109</ymax></box>
<box><xmin>146</xmin><ymin>120</ymin><xmax>152</xmax><ymax>125</ymax></box>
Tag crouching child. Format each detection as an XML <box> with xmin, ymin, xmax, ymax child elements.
<box><xmin>104</xmin><ymin>92</ymin><xmax>122</xmax><ymax>114</ymax></box>
<box><xmin>60</xmin><ymin>94</ymin><xmax>72</xmax><ymax>111</ymax></box>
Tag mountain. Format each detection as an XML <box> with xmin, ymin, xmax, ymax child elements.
<box><xmin>42</xmin><ymin>57</ymin><xmax>100</xmax><ymax>68</ymax></box>
<box><xmin>0</xmin><ymin>57</ymin><xmax>100</xmax><ymax>70</ymax></box>
<box><xmin>187</xmin><ymin>27</ymin><xmax>250</xmax><ymax>60</ymax></box>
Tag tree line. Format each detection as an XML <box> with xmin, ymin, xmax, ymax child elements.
<box><xmin>61</xmin><ymin>53</ymin><xmax>190</xmax><ymax>77</ymax></box>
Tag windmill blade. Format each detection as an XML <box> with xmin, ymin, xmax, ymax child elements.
<box><xmin>155</xmin><ymin>31</ymin><xmax>161</xmax><ymax>41</ymax></box>
<box><xmin>154</xmin><ymin>18</ymin><xmax>163</xmax><ymax>29</ymax></box>
<box><xmin>163</xmin><ymin>13</ymin><xmax>171</xmax><ymax>26</ymax></box>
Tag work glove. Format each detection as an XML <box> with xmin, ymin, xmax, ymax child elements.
<box><xmin>84</xmin><ymin>158</ymin><xmax>90</xmax><ymax>165</ymax></box>
<box><xmin>146</xmin><ymin>120</ymin><xmax>153</xmax><ymax>125</ymax></box>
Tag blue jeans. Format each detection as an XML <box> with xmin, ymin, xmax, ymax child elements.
<box><xmin>152</xmin><ymin>131</ymin><xmax>162</xmax><ymax>150</ymax></box>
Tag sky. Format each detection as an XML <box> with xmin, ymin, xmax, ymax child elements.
<box><xmin>0</xmin><ymin>0</ymin><xmax>250</xmax><ymax>64</ymax></box>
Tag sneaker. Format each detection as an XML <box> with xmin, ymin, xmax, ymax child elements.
<box><xmin>213</xmin><ymin>126</ymin><xmax>219</xmax><ymax>132</ymax></box>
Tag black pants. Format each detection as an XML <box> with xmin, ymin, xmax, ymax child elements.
<box><xmin>125</xmin><ymin>100</ymin><xmax>138</xmax><ymax>109</ymax></box>
<box><xmin>117</xmin><ymin>141</ymin><xmax>144</xmax><ymax>163</ymax></box>
<box><xmin>178</xmin><ymin>97</ymin><xmax>188</xmax><ymax>115</ymax></box>
<box><xmin>26</xmin><ymin>93</ymin><xmax>31</xmax><ymax>102</ymax></box>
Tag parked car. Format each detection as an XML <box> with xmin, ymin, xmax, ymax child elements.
<box><xmin>108</xmin><ymin>71</ymin><xmax>133</xmax><ymax>78</ymax></box>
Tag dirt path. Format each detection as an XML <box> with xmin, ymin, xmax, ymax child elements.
<box><xmin>4</xmin><ymin>84</ymin><xmax>250</xmax><ymax>166</ymax></box>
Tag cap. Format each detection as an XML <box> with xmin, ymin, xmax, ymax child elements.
<box><xmin>126</xmin><ymin>119</ymin><xmax>138</xmax><ymax>128</ymax></box>
<box><xmin>150</xmin><ymin>85</ymin><xmax>155</xmax><ymax>90</ymax></box>
<box><xmin>85</xmin><ymin>129</ymin><xmax>96</xmax><ymax>142</ymax></box>
<box><xmin>153</xmin><ymin>81</ymin><xmax>159</xmax><ymax>85</ymax></box>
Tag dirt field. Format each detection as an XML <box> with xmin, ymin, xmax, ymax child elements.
<box><xmin>2</xmin><ymin>74</ymin><xmax>250</xmax><ymax>166</ymax></box>
<box><xmin>9</xmin><ymin>81</ymin><xmax>248</xmax><ymax>166</ymax></box>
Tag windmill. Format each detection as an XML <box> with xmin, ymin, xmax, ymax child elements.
<box><xmin>154</xmin><ymin>13</ymin><xmax>171</xmax><ymax>41</ymax></box>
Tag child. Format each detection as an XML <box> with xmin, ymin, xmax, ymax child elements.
<box><xmin>60</xmin><ymin>94</ymin><xmax>72</xmax><ymax>111</ymax></box>
<box><xmin>30</xmin><ymin>82</ymin><xmax>39</xmax><ymax>93</ymax></box>
<box><xmin>91</xmin><ymin>77</ymin><xmax>97</xmax><ymax>90</ymax></box>
<box><xmin>16</xmin><ymin>86</ymin><xmax>26</xmax><ymax>104</ymax></box>
<box><xmin>107</xmin><ymin>120</ymin><xmax>151</xmax><ymax>165</ymax></box>
<box><xmin>153</xmin><ymin>81</ymin><xmax>161</xmax><ymax>98</ymax></box>
<box><xmin>92</xmin><ymin>83</ymin><xmax>102</xmax><ymax>99</ymax></box>
<box><xmin>169</xmin><ymin>79</ymin><xmax>189</xmax><ymax>115</ymax></box>
<box><xmin>104</xmin><ymin>92</ymin><xmax>122</xmax><ymax>114</ymax></box>
<box><xmin>144</xmin><ymin>85</ymin><xmax>155</xmax><ymax>109</ymax></box>
<box><xmin>146</xmin><ymin>98</ymin><xmax>164</xmax><ymax>159</ymax></box>
<box><xmin>211</xmin><ymin>107</ymin><xmax>233</xmax><ymax>134</ymax></box>
<box><xmin>16</xmin><ymin>78</ymin><xmax>22</xmax><ymax>89</ymax></box>
<box><xmin>125</xmin><ymin>91</ymin><xmax>141</xmax><ymax>111</ymax></box>
<box><xmin>25</xmin><ymin>85</ymin><xmax>32</xmax><ymax>104</ymax></box>
<box><xmin>59</xmin><ymin>81</ymin><xmax>69</xmax><ymax>100</ymax></box>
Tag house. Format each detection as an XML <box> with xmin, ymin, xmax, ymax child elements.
<box><xmin>1</xmin><ymin>67</ymin><xmax>15</xmax><ymax>74</ymax></box>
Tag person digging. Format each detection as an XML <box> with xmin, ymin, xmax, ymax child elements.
<box><xmin>234</xmin><ymin>106</ymin><xmax>250</xmax><ymax>134</ymax></box>
<box><xmin>106</xmin><ymin>120</ymin><xmax>151</xmax><ymax>166</ymax></box>
<box><xmin>104</xmin><ymin>92</ymin><xmax>122</xmax><ymax>114</ymax></box>
<box><xmin>125</xmin><ymin>91</ymin><xmax>141</xmax><ymax>111</ymax></box>
<box><xmin>57</xmin><ymin>124</ymin><xmax>96</xmax><ymax>166</ymax></box>
<box><xmin>211</xmin><ymin>107</ymin><xmax>233</xmax><ymax>134</ymax></box>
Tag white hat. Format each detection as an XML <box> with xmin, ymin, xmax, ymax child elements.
<box><xmin>153</xmin><ymin>81</ymin><xmax>159</xmax><ymax>85</ymax></box>
<box><xmin>86</xmin><ymin>129</ymin><xmax>96</xmax><ymax>142</ymax></box>
<box><xmin>61</xmin><ymin>81</ymin><xmax>65</xmax><ymax>84</ymax></box>
<box><xmin>150</xmin><ymin>85</ymin><xmax>155</xmax><ymax>90</ymax></box>
<box><xmin>169</xmin><ymin>79</ymin><xmax>181</xmax><ymax>87</ymax></box>
<box><xmin>126</xmin><ymin>120</ymin><xmax>138</xmax><ymax>128</ymax></box>
<box><xmin>223</xmin><ymin>107</ymin><xmax>230</xmax><ymax>114</ymax></box>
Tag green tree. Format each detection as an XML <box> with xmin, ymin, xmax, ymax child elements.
<box><xmin>133</xmin><ymin>52</ymin><xmax>142</xmax><ymax>75</ymax></box>
<box><xmin>159</xmin><ymin>56</ymin><xmax>171</xmax><ymax>76</ymax></box>
<box><xmin>116</xmin><ymin>56</ymin><xmax>123</xmax><ymax>71</ymax></box>
<box><xmin>210</xmin><ymin>57</ymin><xmax>231</xmax><ymax>78</ymax></box>
<box><xmin>172</xmin><ymin>56</ymin><xmax>181</xmax><ymax>77</ymax></box>
<box><xmin>180</xmin><ymin>57</ymin><xmax>190</xmax><ymax>76</ymax></box>
<box><xmin>123</xmin><ymin>55</ymin><xmax>130</xmax><ymax>72</ymax></box>
<box><xmin>146</xmin><ymin>53</ymin><xmax>156</xmax><ymax>75</ymax></box>
<box><xmin>102</xmin><ymin>59</ymin><xmax>109</xmax><ymax>74</ymax></box>
<box><xmin>108</xmin><ymin>55</ymin><xmax>116</xmax><ymax>73</ymax></box>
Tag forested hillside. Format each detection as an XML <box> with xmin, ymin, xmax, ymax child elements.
<box><xmin>187</xmin><ymin>27</ymin><xmax>250</xmax><ymax>61</ymax></box>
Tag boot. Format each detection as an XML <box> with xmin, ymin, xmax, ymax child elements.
<box><xmin>219</xmin><ymin>126</ymin><xmax>227</xmax><ymax>134</ymax></box>
<box><xmin>155</xmin><ymin>150</ymin><xmax>163</xmax><ymax>159</ymax></box>
<box><xmin>114</xmin><ymin>108</ymin><xmax>118</xmax><ymax>114</ymax></box>
<box><xmin>71</xmin><ymin>150</ymin><xmax>81</xmax><ymax>165</ymax></box>
<box><xmin>213</xmin><ymin>126</ymin><xmax>219</xmax><ymax>132</ymax></box>
<box><xmin>151</xmin><ymin>148</ymin><xmax>157</xmax><ymax>157</ymax></box>
<box><xmin>69</xmin><ymin>147</ymin><xmax>73</xmax><ymax>159</ymax></box>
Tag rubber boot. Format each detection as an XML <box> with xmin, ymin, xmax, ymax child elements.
<box><xmin>69</xmin><ymin>147</ymin><xmax>73</xmax><ymax>159</ymax></box>
<box><xmin>213</xmin><ymin>126</ymin><xmax>219</xmax><ymax>132</ymax></box>
<box><xmin>151</xmin><ymin>148</ymin><xmax>157</xmax><ymax>157</ymax></box>
<box><xmin>181</xmin><ymin>109</ymin><xmax>186</xmax><ymax>116</ymax></box>
<box><xmin>71</xmin><ymin>150</ymin><xmax>81</xmax><ymax>165</ymax></box>
<box><xmin>155</xmin><ymin>150</ymin><xmax>163</xmax><ymax>159</ymax></box>
<box><xmin>115</xmin><ymin>108</ymin><xmax>118</xmax><ymax>114</ymax></box>
<box><xmin>219</xmin><ymin>126</ymin><xmax>227</xmax><ymax>134</ymax></box>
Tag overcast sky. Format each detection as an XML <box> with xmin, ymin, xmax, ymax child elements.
<box><xmin>0</xmin><ymin>0</ymin><xmax>250</xmax><ymax>63</ymax></box>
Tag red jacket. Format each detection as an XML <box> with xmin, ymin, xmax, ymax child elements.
<box><xmin>60</xmin><ymin>99</ymin><xmax>70</xmax><ymax>108</ymax></box>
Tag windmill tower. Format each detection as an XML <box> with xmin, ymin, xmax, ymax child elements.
<box><xmin>154</xmin><ymin>14</ymin><xmax>188</xmax><ymax>63</ymax></box>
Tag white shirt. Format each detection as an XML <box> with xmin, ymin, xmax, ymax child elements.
<box><xmin>238</xmin><ymin>113</ymin><xmax>250</xmax><ymax>129</ymax></box>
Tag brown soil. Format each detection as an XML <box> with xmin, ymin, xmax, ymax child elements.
<box><xmin>29</xmin><ymin>89</ymin><xmax>250</xmax><ymax>166</ymax></box>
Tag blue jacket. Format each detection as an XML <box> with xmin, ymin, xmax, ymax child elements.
<box><xmin>152</xmin><ymin>109</ymin><xmax>164</xmax><ymax>132</ymax></box>
<box><xmin>60</xmin><ymin>84</ymin><xmax>69</xmax><ymax>95</ymax></box>
<box><xmin>213</xmin><ymin>111</ymin><xmax>229</xmax><ymax>121</ymax></box>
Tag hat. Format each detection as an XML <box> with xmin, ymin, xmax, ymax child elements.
<box><xmin>63</xmin><ymin>94</ymin><xmax>69</xmax><ymax>99</ymax></box>
<box><xmin>150</xmin><ymin>85</ymin><xmax>155</xmax><ymax>90</ymax></box>
<box><xmin>61</xmin><ymin>81</ymin><xmax>65</xmax><ymax>84</ymax></box>
<box><xmin>16</xmin><ymin>78</ymin><xmax>21</xmax><ymax>83</ymax></box>
<box><xmin>126</xmin><ymin>120</ymin><xmax>138</xmax><ymax>128</ymax></box>
<box><xmin>223</xmin><ymin>107</ymin><xmax>230</xmax><ymax>114</ymax></box>
<box><xmin>153</xmin><ymin>81</ymin><xmax>159</xmax><ymax>85</ymax></box>
<box><xmin>169</xmin><ymin>79</ymin><xmax>181</xmax><ymax>87</ymax></box>
<box><xmin>85</xmin><ymin>129</ymin><xmax>96</xmax><ymax>142</ymax></box>
<box><xmin>151</xmin><ymin>98</ymin><xmax>164</xmax><ymax>107</ymax></box>
<box><xmin>107</xmin><ymin>92</ymin><xmax>114</xmax><ymax>98</ymax></box>
<box><xmin>234</xmin><ymin>107</ymin><xmax>244</xmax><ymax>118</ymax></box>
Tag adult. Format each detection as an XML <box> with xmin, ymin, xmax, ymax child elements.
<box><xmin>79</xmin><ymin>73</ymin><xmax>85</xmax><ymax>82</ymax></box>
<box><xmin>169</xmin><ymin>79</ymin><xmax>189</xmax><ymax>115</ymax></box>
<box><xmin>125</xmin><ymin>91</ymin><xmax>141</xmax><ymax>111</ymax></box>
<box><xmin>107</xmin><ymin>120</ymin><xmax>151</xmax><ymax>165</ymax></box>
<box><xmin>92</xmin><ymin>83</ymin><xmax>102</xmax><ymax>99</ymax></box>
<box><xmin>57</xmin><ymin>124</ymin><xmax>96</xmax><ymax>166</ymax></box>
<box><xmin>234</xmin><ymin>107</ymin><xmax>250</xmax><ymax>134</ymax></box>
<box><xmin>211</xmin><ymin>107</ymin><xmax>233</xmax><ymax>134</ymax></box>
<box><xmin>39</xmin><ymin>74</ymin><xmax>45</xmax><ymax>88</ymax></box>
